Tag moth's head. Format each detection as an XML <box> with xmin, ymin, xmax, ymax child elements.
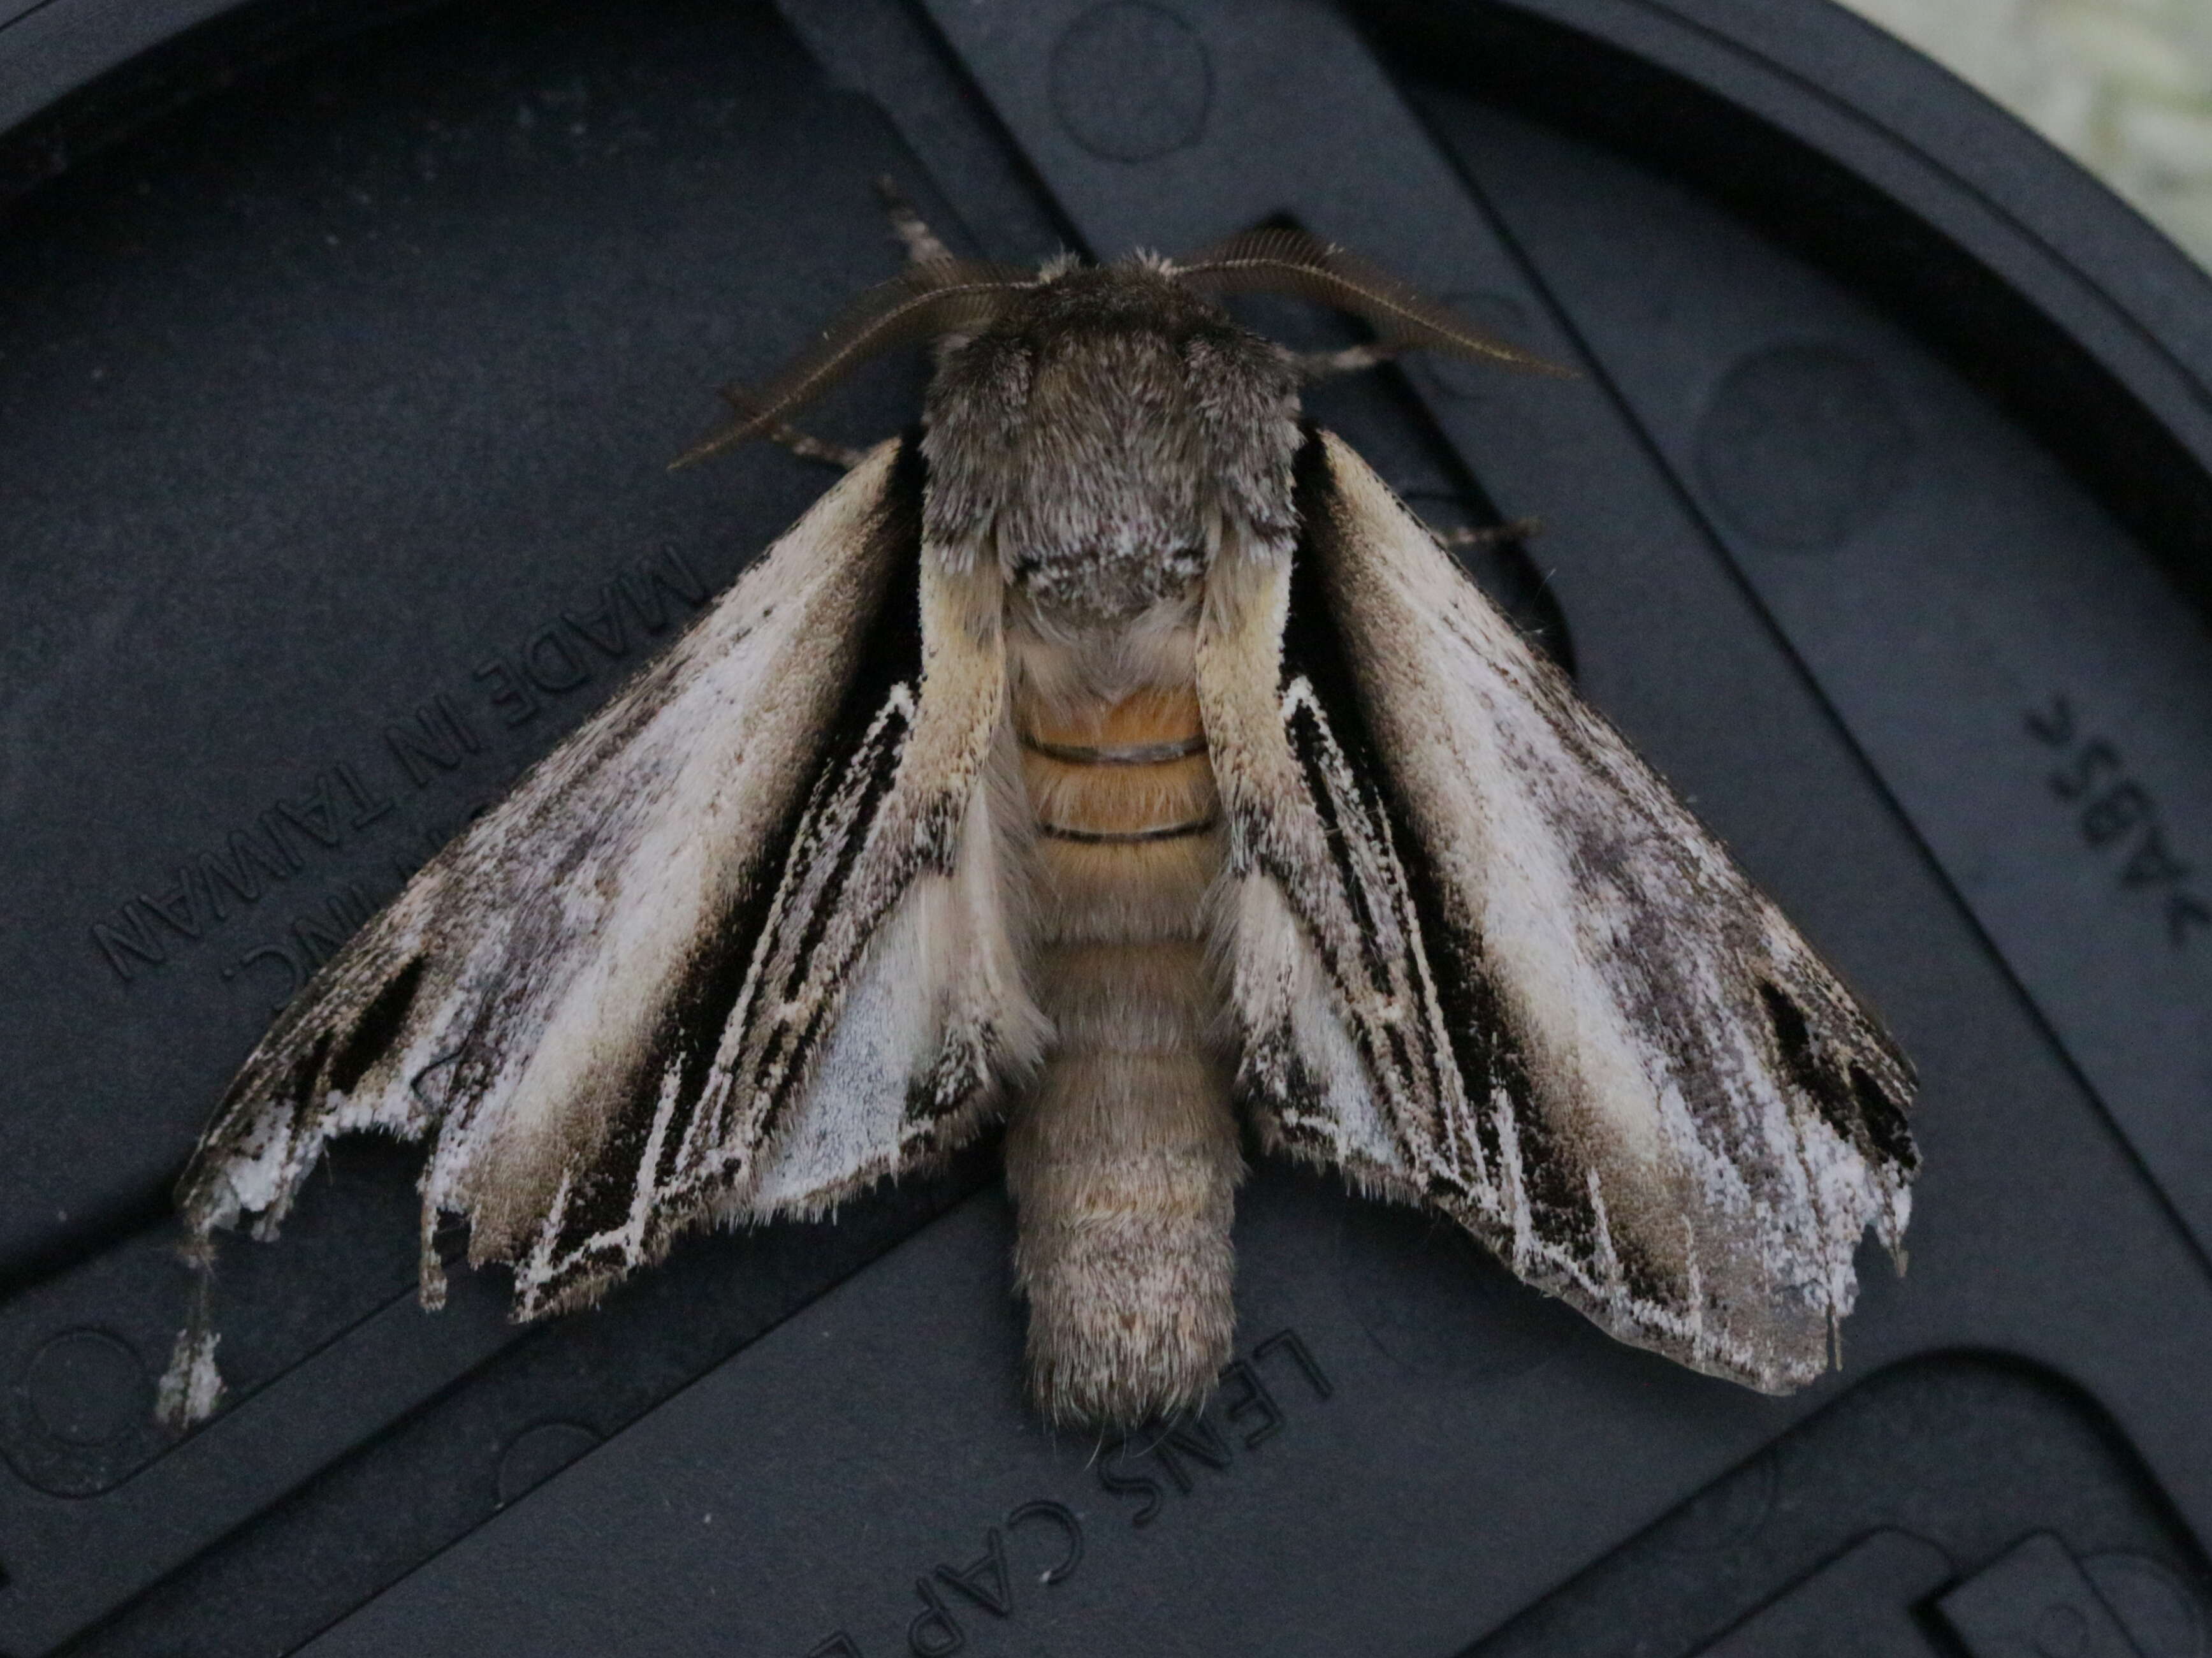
<box><xmin>677</xmin><ymin>228</ymin><xmax>1557</xmax><ymax>619</ymax></box>
<box><xmin>919</xmin><ymin>255</ymin><xmax>1302</xmax><ymax>618</ymax></box>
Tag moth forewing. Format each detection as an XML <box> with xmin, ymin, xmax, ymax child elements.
<box><xmin>166</xmin><ymin>438</ymin><xmax>1017</xmax><ymax>1411</ymax></box>
<box><xmin>1230</xmin><ymin>430</ymin><xmax>1916</xmax><ymax>1391</ymax></box>
<box><xmin>184</xmin><ymin>440</ymin><xmax>903</xmax><ymax>1228</ymax></box>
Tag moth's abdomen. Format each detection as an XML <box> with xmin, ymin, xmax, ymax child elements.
<box><xmin>1003</xmin><ymin>679</ymin><xmax>1241</xmax><ymax>1426</ymax></box>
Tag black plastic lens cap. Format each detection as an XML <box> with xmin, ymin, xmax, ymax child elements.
<box><xmin>2</xmin><ymin>1</ymin><xmax>2209</xmax><ymax>1654</ymax></box>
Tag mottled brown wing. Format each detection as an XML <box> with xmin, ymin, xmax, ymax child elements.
<box><xmin>173</xmin><ymin>438</ymin><xmax>1033</xmax><ymax>1420</ymax></box>
<box><xmin>1199</xmin><ymin>427</ymin><xmax>1916</xmax><ymax>1393</ymax></box>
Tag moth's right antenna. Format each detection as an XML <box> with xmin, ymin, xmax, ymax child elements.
<box><xmin>1170</xmin><ymin>228</ymin><xmax>1572</xmax><ymax>378</ymax></box>
<box><xmin>673</xmin><ymin>258</ymin><xmax>1035</xmax><ymax>469</ymax></box>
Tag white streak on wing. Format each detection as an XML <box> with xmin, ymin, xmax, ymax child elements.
<box><xmin>1587</xmin><ymin>1168</ymin><xmax>1622</xmax><ymax>1295</ymax></box>
<box><xmin>1683</xmin><ymin>1218</ymin><xmax>1706</xmax><ymax>1361</ymax></box>
<box><xmin>744</xmin><ymin>881</ymin><xmax>950</xmax><ymax>1215</ymax></box>
<box><xmin>1300</xmin><ymin>975</ymin><xmax>1397</xmax><ymax>1169</ymax></box>
<box><xmin>514</xmin><ymin>1066</ymin><xmax>690</xmax><ymax>1302</ymax></box>
<box><xmin>946</xmin><ymin>760</ymin><xmax>1047</xmax><ymax>1073</ymax></box>
<box><xmin>514</xmin><ymin>1171</ymin><xmax>575</xmax><ymax>1302</ymax></box>
<box><xmin>1275</xmin><ymin>675</ymin><xmax>1485</xmax><ymax>1193</ymax></box>
<box><xmin>676</xmin><ymin>680</ymin><xmax>927</xmax><ymax>1175</ymax></box>
<box><xmin>1446</xmin><ymin>703</ymin><xmax>1669</xmax><ymax>1179</ymax></box>
<box><xmin>1492</xmin><ymin>1084</ymin><xmax>1534</xmax><ymax>1274</ymax></box>
<box><xmin>1238</xmin><ymin>877</ymin><xmax>1403</xmax><ymax>1174</ymax></box>
<box><xmin>742</xmin><ymin>766</ymin><xmax>1042</xmax><ymax>1221</ymax></box>
<box><xmin>625</xmin><ymin>1070</ymin><xmax>687</xmax><ymax>1253</ymax></box>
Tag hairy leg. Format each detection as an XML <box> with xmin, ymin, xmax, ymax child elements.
<box><xmin>1290</xmin><ymin>340</ymin><xmax>1397</xmax><ymax>381</ymax></box>
<box><xmin>1437</xmin><ymin>514</ymin><xmax>1543</xmax><ymax>549</ymax></box>
<box><xmin>876</xmin><ymin>175</ymin><xmax>956</xmax><ymax>266</ymax></box>
<box><xmin>762</xmin><ymin>419</ymin><xmax>867</xmax><ymax>471</ymax></box>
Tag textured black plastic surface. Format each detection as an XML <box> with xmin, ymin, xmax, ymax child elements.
<box><xmin>1</xmin><ymin>0</ymin><xmax>2208</xmax><ymax>1653</ymax></box>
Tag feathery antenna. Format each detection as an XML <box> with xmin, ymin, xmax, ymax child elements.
<box><xmin>1172</xmin><ymin>227</ymin><xmax>1571</xmax><ymax>377</ymax></box>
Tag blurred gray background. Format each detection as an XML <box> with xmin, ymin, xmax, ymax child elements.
<box><xmin>1842</xmin><ymin>0</ymin><xmax>2212</xmax><ymax>259</ymax></box>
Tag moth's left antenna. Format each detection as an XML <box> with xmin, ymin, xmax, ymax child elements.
<box><xmin>672</xmin><ymin>257</ymin><xmax>1033</xmax><ymax>469</ymax></box>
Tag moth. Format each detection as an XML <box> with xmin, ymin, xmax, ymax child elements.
<box><xmin>164</xmin><ymin>207</ymin><xmax>1917</xmax><ymax>1431</ymax></box>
